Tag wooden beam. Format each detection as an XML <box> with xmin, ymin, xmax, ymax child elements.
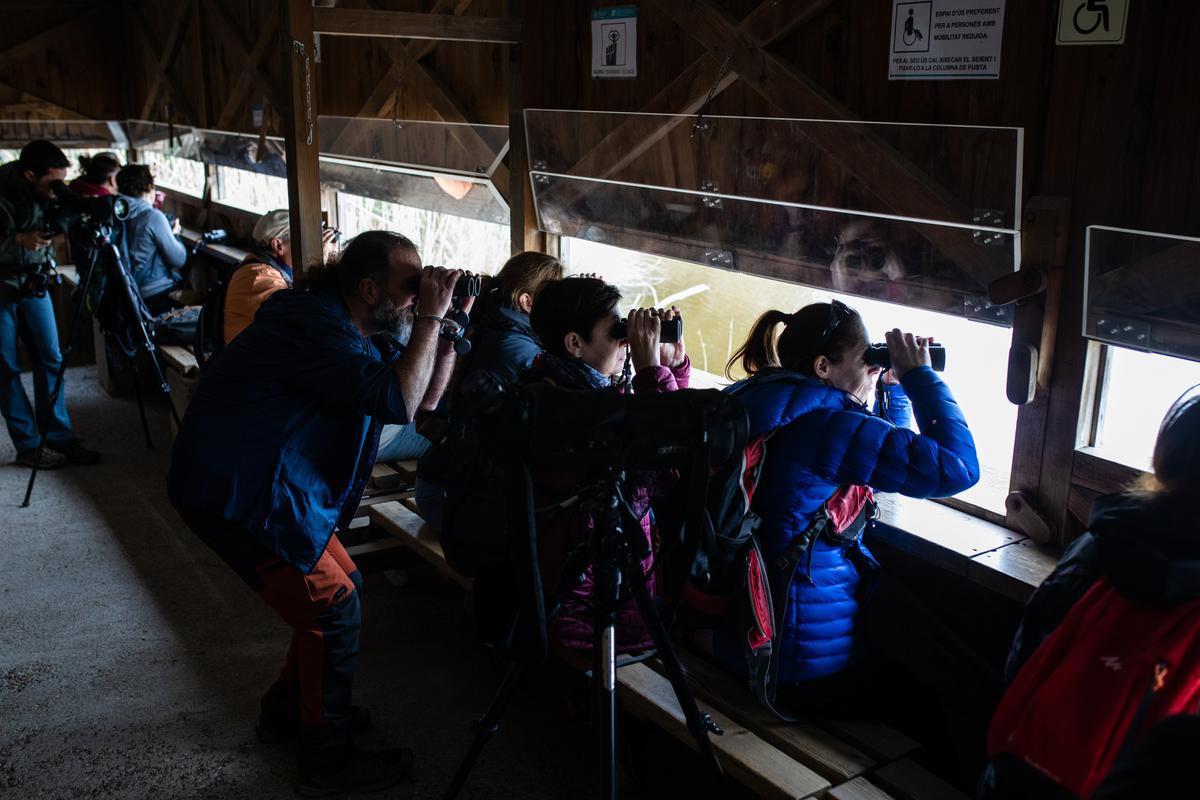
<box><xmin>209</xmin><ymin>0</ymin><xmax>287</xmax><ymax>129</ymax></box>
<box><xmin>312</xmin><ymin>7</ymin><xmax>521</xmax><ymax>43</ymax></box>
<box><xmin>283</xmin><ymin>0</ymin><xmax>324</xmax><ymax>273</ymax></box>
<box><xmin>191</xmin><ymin>0</ymin><xmax>209</xmax><ymax>128</ymax></box>
<box><xmin>508</xmin><ymin>0</ymin><xmax>540</xmax><ymax>253</ymax></box>
<box><xmin>0</xmin><ymin>80</ymin><xmax>94</xmax><ymax>120</ymax></box>
<box><xmin>134</xmin><ymin>0</ymin><xmax>195</xmax><ymax>121</ymax></box>
<box><xmin>647</xmin><ymin>0</ymin><xmax>1012</xmax><ymax>288</ymax></box>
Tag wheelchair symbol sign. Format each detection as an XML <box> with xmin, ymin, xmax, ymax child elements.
<box><xmin>1057</xmin><ymin>0</ymin><xmax>1129</xmax><ymax>46</ymax></box>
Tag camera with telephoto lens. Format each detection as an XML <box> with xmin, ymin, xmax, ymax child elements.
<box><xmin>42</xmin><ymin>181</ymin><xmax>129</xmax><ymax>235</ymax></box>
<box><xmin>20</xmin><ymin>269</ymin><xmax>59</xmax><ymax>299</ymax></box>
<box><xmin>611</xmin><ymin>315</ymin><xmax>683</xmax><ymax>344</ymax></box>
<box><xmin>864</xmin><ymin>342</ymin><xmax>946</xmax><ymax>372</ymax></box>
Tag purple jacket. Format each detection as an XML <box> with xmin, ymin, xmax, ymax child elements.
<box><xmin>527</xmin><ymin>356</ymin><xmax>691</xmax><ymax>653</ymax></box>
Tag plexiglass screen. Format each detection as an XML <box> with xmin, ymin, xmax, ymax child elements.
<box><xmin>320</xmin><ymin>159</ymin><xmax>508</xmax><ymax>225</ymax></box>
<box><xmin>318</xmin><ymin>116</ymin><xmax>508</xmax><ymax>179</ymax></box>
<box><xmin>0</xmin><ymin>120</ymin><xmax>124</xmax><ymax>149</ymax></box>
<box><xmin>526</xmin><ymin>110</ymin><xmax>1023</xmax><ymax>320</ymax></box>
<box><xmin>1084</xmin><ymin>226</ymin><xmax>1200</xmax><ymax>362</ymax></box>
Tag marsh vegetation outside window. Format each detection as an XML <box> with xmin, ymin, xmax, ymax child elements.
<box><xmin>142</xmin><ymin>150</ymin><xmax>205</xmax><ymax>197</ymax></box>
<box><xmin>1087</xmin><ymin>347</ymin><xmax>1200</xmax><ymax>471</ymax></box>
<box><xmin>562</xmin><ymin>237</ymin><xmax>1017</xmax><ymax>514</ymax></box>
<box><xmin>213</xmin><ymin>166</ymin><xmax>289</xmax><ymax>214</ymax></box>
<box><xmin>335</xmin><ymin>192</ymin><xmax>510</xmax><ymax>275</ymax></box>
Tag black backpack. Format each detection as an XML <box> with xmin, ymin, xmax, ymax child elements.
<box><xmin>194</xmin><ymin>255</ymin><xmax>290</xmax><ymax>370</ymax></box>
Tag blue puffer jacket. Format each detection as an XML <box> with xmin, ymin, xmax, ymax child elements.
<box><xmin>720</xmin><ymin>366</ymin><xmax>979</xmax><ymax>684</ymax></box>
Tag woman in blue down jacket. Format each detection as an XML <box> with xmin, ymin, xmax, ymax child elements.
<box><xmin>718</xmin><ymin>300</ymin><xmax>979</xmax><ymax>697</ymax></box>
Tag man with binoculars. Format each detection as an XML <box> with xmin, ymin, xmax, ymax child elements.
<box><xmin>168</xmin><ymin>230</ymin><xmax>474</xmax><ymax>796</ymax></box>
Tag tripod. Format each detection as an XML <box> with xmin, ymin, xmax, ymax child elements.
<box><xmin>443</xmin><ymin>467</ymin><xmax>726</xmax><ymax>800</ymax></box>
<box><xmin>21</xmin><ymin>223</ymin><xmax>180</xmax><ymax>507</ymax></box>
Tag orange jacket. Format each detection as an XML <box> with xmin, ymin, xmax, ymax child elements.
<box><xmin>223</xmin><ymin>257</ymin><xmax>292</xmax><ymax>345</ymax></box>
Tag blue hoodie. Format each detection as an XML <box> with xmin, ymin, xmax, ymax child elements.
<box><xmin>118</xmin><ymin>195</ymin><xmax>187</xmax><ymax>299</ymax></box>
<box><xmin>167</xmin><ymin>285</ymin><xmax>409</xmax><ymax>573</ymax></box>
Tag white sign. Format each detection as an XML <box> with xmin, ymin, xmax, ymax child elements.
<box><xmin>1057</xmin><ymin>0</ymin><xmax>1128</xmax><ymax>46</ymax></box>
<box><xmin>592</xmin><ymin>6</ymin><xmax>637</xmax><ymax>79</ymax></box>
<box><xmin>889</xmin><ymin>0</ymin><xmax>1006</xmax><ymax>80</ymax></box>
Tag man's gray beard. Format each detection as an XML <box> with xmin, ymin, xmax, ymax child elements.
<box><xmin>384</xmin><ymin>305</ymin><xmax>415</xmax><ymax>344</ymax></box>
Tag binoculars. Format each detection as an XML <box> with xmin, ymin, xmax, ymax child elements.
<box><xmin>611</xmin><ymin>316</ymin><xmax>683</xmax><ymax>344</ymax></box>
<box><xmin>403</xmin><ymin>271</ymin><xmax>481</xmax><ymax>298</ymax></box>
<box><xmin>864</xmin><ymin>342</ymin><xmax>946</xmax><ymax>372</ymax></box>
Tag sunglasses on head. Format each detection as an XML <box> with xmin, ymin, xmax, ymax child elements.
<box><xmin>819</xmin><ymin>300</ymin><xmax>852</xmax><ymax>345</ymax></box>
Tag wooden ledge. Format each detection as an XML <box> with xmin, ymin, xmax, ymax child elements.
<box><xmin>180</xmin><ymin>227</ymin><xmax>248</xmax><ymax>266</ymax></box>
<box><xmin>870</xmin><ymin>495</ymin><xmax>1058</xmax><ymax>603</ymax></box>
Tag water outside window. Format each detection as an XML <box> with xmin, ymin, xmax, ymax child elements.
<box><xmin>1092</xmin><ymin>347</ymin><xmax>1200</xmax><ymax>471</ymax></box>
<box><xmin>336</xmin><ymin>192</ymin><xmax>510</xmax><ymax>275</ymax></box>
<box><xmin>213</xmin><ymin>166</ymin><xmax>289</xmax><ymax>214</ymax></box>
<box><xmin>562</xmin><ymin>237</ymin><xmax>1017</xmax><ymax>514</ymax></box>
<box><xmin>142</xmin><ymin>151</ymin><xmax>205</xmax><ymax>197</ymax></box>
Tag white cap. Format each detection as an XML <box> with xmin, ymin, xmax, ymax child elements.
<box><xmin>252</xmin><ymin>209</ymin><xmax>291</xmax><ymax>245</ymax></box>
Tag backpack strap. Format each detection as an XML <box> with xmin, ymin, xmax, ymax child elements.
<box><xmin>749</xmin><ymin>508</ymin><xmax>832</xmax><ymax>721</ymax></box>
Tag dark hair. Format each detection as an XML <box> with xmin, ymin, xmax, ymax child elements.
<box><xmin>726</xmin><ymin>302</ymin><xmax>867</xmax><ymax>379</ymax></box>
<box><xmin>18</xmin><ymin>140</ymin><xmax>70</xmax><ymax>176</ymax></box>
<box><xmin>333</xmin><ymin>230</ymin><xmax>419</xmax><ymax>297</ymax></box>
<box><xmin>497</xmin><ymin>251</ymin><xmax>564</xmax><ymax>310</ymax></box>
<box><xmin>1129</xmin><ymin>386</ymin><xmax>1200</xmax><ymax>499</ymax></box>
<box><xmin>116</xmin><ymin>164</ymin><xmax>155</xmax><ymax>196</ymax></box>
<box><xmin>79</xmin><ymin>153</ymin><xmax>121</xmax><ymax>185</ymax></box>
<box><xmin>530</xmin><ymin>277</ymin><xmax>622</xmax><ymax>359</ymax></box>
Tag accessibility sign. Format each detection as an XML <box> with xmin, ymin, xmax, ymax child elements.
<box><xmin>1057</xmin><ymin>0</ymin><xmax>1128</xmax><ymax>46</ymax></box>
<box><xmin>888</xmin><ymin>0</ymin><xmax>1006</xmax><ymax>81</ymax></box>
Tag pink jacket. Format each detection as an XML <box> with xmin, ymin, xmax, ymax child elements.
<box><xmin>530</xmin><ymin>357</ymin><xmax>692</xmax><ymax>653</ymax></box>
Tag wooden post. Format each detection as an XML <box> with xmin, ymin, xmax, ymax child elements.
<box><xmin>507</xmin><ymin>0</ymin><xmax>543</xmax><ymax>255</ymax></box>
<box><xmin>1005</xmin><ymin>197</ymin><xmax>1071</xmax><ymax>540</ymax></box>
<box><xmin>282</xmin><ymin>0</ymin><xmax>324</xmax><ymax>274</ymax></box>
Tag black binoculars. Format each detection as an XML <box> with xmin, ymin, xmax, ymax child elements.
<box><xmin>864</xmin><ymin>342</ymin><xmax>946</xmax><ymax>372</ymax></box>
<box><xmin>611</xmin><ymin>316</ymin><xmax>683</xmax><ymax>344</ymax></box>
<box><xmin>403</xmin><ymin>271</ymin><xmax>481</xmax><ymax>299</ymax></box>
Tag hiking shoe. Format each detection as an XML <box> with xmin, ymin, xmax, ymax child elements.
<box><xmin>14</xmin><ymin>448</ymin><xmax>66</xmax><ymax>469</ymax></box>
<box><xmin>295</xmin><ymin>746</ymin><xmax>414</xmax><ymax>797</ymax></box>
<box><xmin>257</xmin><ymin>704</ymin><xmax>371</xmax><ymax>744</ymax></box>
<box><xmin>47</xmin><ymin>439</ymin><xmax>101</xmax><ymax>465</ymax></box>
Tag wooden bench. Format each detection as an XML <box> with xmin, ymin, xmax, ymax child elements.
<box><xmin>158</xmin><ymin>344</ymin><xmax>200</xmax><ymax>439</ymax></box>
<box><xmin>366</xmin><ymin>498</ymin><xmax>968</xmax><ymax>799</ymax></box>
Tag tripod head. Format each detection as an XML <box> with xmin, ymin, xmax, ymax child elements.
<box><xmin>44</xmin><ymin>181</ymin><xmax>129</xmax><ymax>237</ymax></box>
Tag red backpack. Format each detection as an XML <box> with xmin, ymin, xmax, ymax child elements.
<box><xmin>988</xmin><ymin>578</ymin><xmax>1200</xmax><ymax>797</ymax></box>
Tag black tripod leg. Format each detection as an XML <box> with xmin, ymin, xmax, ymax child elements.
<box><xmin>442</xmin><ymin>661</ymin><xmax>524</xmax><ymax>800</ymax></box>
<box><xmin>22</xmin><ymin>248</ymin><xmax>101</xmax><ymax>507</ymax></box>
<box><xmin>625</xmin><ymin>557</ymin><xmax>726</xmax><ymax>787</ymax></box>
<box><xmin>593</xmin><ymin>561</ymin><xmax>621</xmax><ymax>800</ymax></box>
<box><xmin>441</xmin><ymin>547</ymin><xmax>592</xmax><ymax>800</ymax></box>
<box><xmin>127</xmin><ymin>355</ymin><xmax>154</xmax><ymax>449</ymax></box>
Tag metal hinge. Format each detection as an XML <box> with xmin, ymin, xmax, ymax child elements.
<box><xmin>1094</xmin><ymin>314</ymin><xmax>1151</xmax><ymax>348</ymax></box>
<box><xmin>963</xmin><ymin>294</ymin><xmax>1014</xmax><ymax>325</ymax></box>
<box><xmin>700</xmin><ymin>181</ymin><xmax>722</xmax><ymax>209</ymax></box>
<box><xmin>972</xmin><ymin>209</ymin><xmax>1008</xmax><ymax>247</ymax></box>
<box><xmin>703</xmin><ymin>249</ymin><xmax>734</xmax><ymax>268</ymax></box>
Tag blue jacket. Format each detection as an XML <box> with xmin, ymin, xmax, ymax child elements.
<box><xmin>167</xmin><ymin>286</ymin><xmax>409</xmax><ymax>573</ymax></box>
<box><xmin>119</xmin><ymin>195</ymin><xmax>187</xmax><ymax>299</ymax></box>
<box><xmin>720</xmin><ymin>367</ymin><xmax>979</xmax><ymax>684</ymax></box>
<box><xmin>461</xmin><ymin>289</ymin><xmax>542</xmax><ymax>384</ymax></box>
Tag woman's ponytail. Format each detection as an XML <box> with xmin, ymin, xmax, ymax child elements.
<box><xmin>726</xmin><ymin>309</ymin><xmax>791</xmax><ymax>378</ymax></box>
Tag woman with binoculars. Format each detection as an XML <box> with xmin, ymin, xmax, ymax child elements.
<box><xmin>716</xmin><ymin>299</ymin><xmax>979</xmax><ymax>707</ymax></box>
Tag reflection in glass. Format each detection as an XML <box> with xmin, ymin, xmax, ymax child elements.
<box><xmin>318</xmin><ymin>116</ymin><xmax>508</xmax><ymax>178</ymax></box>
<box><xmin>1085</xmin><ymin>226</ymin><xmax>1200</xmax><ymax>363</ymax></box>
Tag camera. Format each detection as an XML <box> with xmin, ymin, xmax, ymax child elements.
<box><xmin>43</xmin><ymin>181</ymin><xmax>129</xmax><ymax>235</ymax></box>
<box><xmin>611</xmin><ymin>315</ymin><xmax>683</xmax><ymax>344</ymax></box>
<box><xmin>864</xmin><ymin>342</ymin><xmax>946</xmax><ymax>372</ymax></box>
<box><xmin>20</xmin><ymin>269</ymin><xmax>60</xmax><ymax>299</ymax></box>
<box><xmin>322</xmin><ymin>223</ymin><xmax>342</xmax><ymax>244</ymax></box>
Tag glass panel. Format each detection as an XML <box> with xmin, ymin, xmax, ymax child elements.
<box><xmin>0</xmin><ymin>119</ymin><xmax>124</xmax><ymax>148</ymax></box>
<box><xmin>318</xmin><ymin>116</ymin><xmax>508</xmax><ymax>178</ymax></box>
<box><xmin>526</xmin><ymin>111</ymin><xmax>1022</xmax><ymax>319</ymax></box>
<box><xmin>1084</xmin><ymin>226</ymin><xmax>1200</xmax><ymax>362</ymax></box>
<box><xmin>563</xmin><ymin>236</ymin><xmax>1015</xmax><ymax>513</ymax></box>
<box><xmin>1091</xmin><ymin>347</ymin><xmax>1200</xmax><ymax>470</ymax></box>
<box><xmin>214</xmin><ymin>165</ymin><xmax>289</xmax><ymax>214</ymax></box>
<box><xmin>142</xmin><ymin>150</ymin><xmax>206</xmax><ymax>196</ymax></box>
<box><xmin>320</xmin><ymin>159</ymin><xmax>508</xmax><ymax>226</ymax></box>
<box><xmin>537</xmin><ymin>176</ymin><xmax>1016</xmax><ymax>322</ymax></box>
<box><xmin>337</xmin><ymin>192</ymin><xmax>510</xmax><ymax>275</ymax></box>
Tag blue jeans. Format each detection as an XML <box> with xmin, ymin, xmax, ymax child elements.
<box><xmin>0</xmin><ymin>292</ymin><xmax>73</xmax><ymax>451</ymax></box>
<box><xmin>375</xmin><ymin>422</ymin><xmax>430</xmax><ymax>463</ymax></box>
